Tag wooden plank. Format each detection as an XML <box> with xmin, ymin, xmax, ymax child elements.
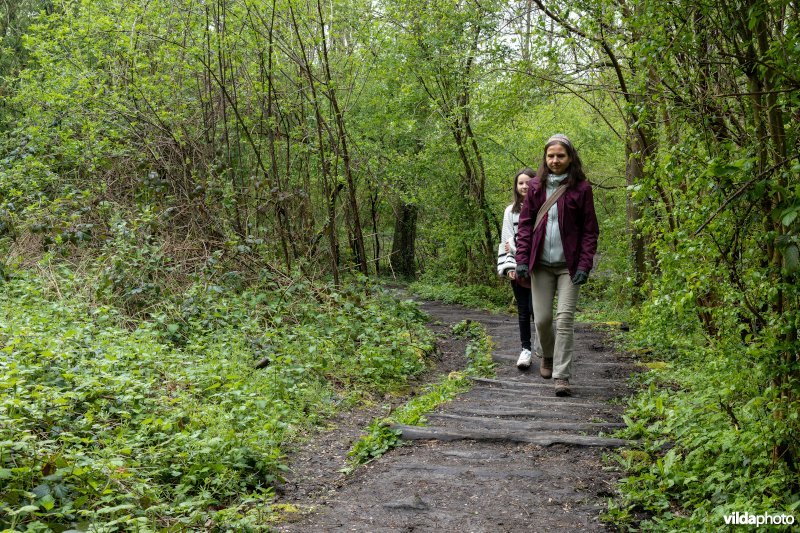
<box><xmin>445</xmin><ymin>408</ymin><xmax>620</xmax><ymax>419</ymax></box>
<box><xmin>425</xmin><ymin>413</ymin><xmax>626</xmax><ymax>432</ymax></box>
<box><xmin>492</xmin><ymin>353</ymin><xmax>628</xmax><ymax>367</ymax></box>
<box><xmin>471</xmin><ymin>376</ymin><xmax>628</xmax><ymax>390</ymax></box>
<box><xmin>460</xmin><ymin>388</ymin><xmax>620</xmax><ymax>408</ymax></box>
<box><xmin>393</xmin><ymin>425</ymin><xmax>633</xmax><ymax>447</ymax></box>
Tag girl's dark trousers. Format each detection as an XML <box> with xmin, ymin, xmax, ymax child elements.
<box><xmin>511</xmin><ymin>280</ymin><xmax>533</xmax><ymax>350</ymax></box>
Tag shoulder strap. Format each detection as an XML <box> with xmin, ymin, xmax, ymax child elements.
<box><xmin>534</xmin><ymin>184</ymin><xmax>567</xmax><ymax>230</ymax></box>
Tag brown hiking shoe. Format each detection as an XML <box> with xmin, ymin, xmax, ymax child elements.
<box><xmin>539</xmin><ymin>358</ymin><xmax>553</xmax><ymax>379</ymax></box>
<box><xmin>554</xmin><ymin>378</ymin><xmax>571</xmax><ymax>397</ymax></box>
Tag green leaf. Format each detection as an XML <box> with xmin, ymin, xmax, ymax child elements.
<box><xmin>40</xmin><ymin>494</ymin><xmax>55</xmax><ymax>511</ymax></box>
<box><xmin>784</xmin><ymin>244</ymin><xmax>799</xmax><ymax>274</ymax></box>
<box><xmin>32</xmin><ymin>483</ymin><xmax>51</xmax><ymax>498</ymax></box>
<box><xmin>97</xmin><ymin>503</ymin><xmax>135</xmax><ymax>514</ymax></box>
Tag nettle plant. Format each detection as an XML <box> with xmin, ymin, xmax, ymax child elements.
<box><xmin>0</xmin><ymin>268</ymin><xmax>435</xmax><ymax>529</ymax></box>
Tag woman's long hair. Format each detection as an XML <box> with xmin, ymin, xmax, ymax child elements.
<box><xmin>536</xmin><ymin>139</ymin><xmax>587</xmax><ymax>189</ymax></box>
<box><xmin>512</xmin><ymin>167</ymin><xmax>536</xmax><ymax>213</ymax></box>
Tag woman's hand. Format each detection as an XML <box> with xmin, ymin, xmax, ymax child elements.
<box><xmin>507</xmin><ymin>270</ymin><xmax>516</xmax><ymax>280</ymax></box>
<box><xmin>504</xmin><ymin>241</ymin><xmax>511</xmax><ymax>252</ymax></box>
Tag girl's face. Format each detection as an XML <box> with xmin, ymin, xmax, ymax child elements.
<box><xmin>517</xmin><ymin>173</ymin><xmax>532</xmax><ymax>196</ymax></box>
<box><xmin>546</xmin><ymin>143</ymin><xmax>572</xmax><ymax>174</ymax></box>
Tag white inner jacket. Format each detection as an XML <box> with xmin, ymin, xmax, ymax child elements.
<box><xmin>541</xmin><ymin>173</ymin><xmax>567</xmax><ymax>266</ymax></box>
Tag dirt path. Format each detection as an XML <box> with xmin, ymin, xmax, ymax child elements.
<box><xmin>274</xmin><ymin>299</ymin><xmax>635</xmax><ymax>532</ymax></box>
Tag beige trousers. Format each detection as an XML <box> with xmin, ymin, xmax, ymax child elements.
<box><xmin>531</xmin><ymin>265</ymin><xmax>580</xmax><ymax>380</ymax></box>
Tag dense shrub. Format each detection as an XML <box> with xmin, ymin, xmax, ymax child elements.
<box><xmin>606</xmin><ymin>314</ymin><xmax>800</xmax><ymax>530</ymax></box>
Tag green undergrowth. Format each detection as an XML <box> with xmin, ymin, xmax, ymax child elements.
<box><xmin>575</xmin><ymin>291</ymin><xmax>631</xmax><ymax>325</ymax></box>
<box><xmin>347</xmin><ymin>319</ymin><xmax>495</xmax><ymax>468</ymax></box>
<box><xmin>605</xmin><ymin>323</ymin><xmax>800</xmax><ymax>530</ymax></box>
<box><xmin>408</xmin><ymin>280</ymin><xmax>510</xmax><ymax>313</ymax></box>
<box><xmin>0</xmin><ymin>265</ymin><xmax>434</xmax><ymax>530</ymax></box>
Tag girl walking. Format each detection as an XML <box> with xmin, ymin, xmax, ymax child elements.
<box><xmin>514</xmin><ymin>135</ymin><xmax>599</xmax><ymax>396</ymax></box>
<box><xmin>497</xmin><ymin>168</ymin><xmax>539</xmax><ymax>370</ymax></box>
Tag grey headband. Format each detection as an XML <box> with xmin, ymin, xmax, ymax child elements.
<box><xmin>547</xmin><ymin>134</ymin><xmax>572</xmax><ymax>147</ymax></box>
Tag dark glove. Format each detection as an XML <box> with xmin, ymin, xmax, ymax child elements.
<box><xmin>515</xmin><ymin>264</ymin><xmax>529</xmax><ymax>279</ymax></box>
<box><xmin>572</xmin><ymin>270</ymin><xmax>589</xmax><ymax>286</ymax></box>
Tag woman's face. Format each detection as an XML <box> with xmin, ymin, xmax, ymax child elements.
<box><xmin>546</xmin><ymin>143</ymin><xmax>571</xmax><ymax>175</ymax></box>
<box><xmin>517</xmin><ymin>173</ymin><xmax>532</xmax><ymax>196</ymax></box>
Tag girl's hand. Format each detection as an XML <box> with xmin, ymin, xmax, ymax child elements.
<box><xmin>504</xmin><ymin>242</ymin><xmax>511</xmax><ymax>252</ymax></box>
<box><xmin>508</xmin><ymin>270</ymin><xmax>516</xmax><ymax>280</ymax></box>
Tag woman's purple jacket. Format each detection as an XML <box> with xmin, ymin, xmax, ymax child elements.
<box><xmin>515</xmin><ymin>176</ymin><xmax>599</xmax><ymax>278</ymax></box>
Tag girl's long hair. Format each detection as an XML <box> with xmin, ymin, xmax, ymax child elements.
<box><xmin>536</xmin><ymin>140</ymin><xmax>587</xmax><ymax>189</ymax></box>
<box><xmin>512</xmin><ymin>167</ymin><xmax>536</xmax><ymax>213</ymax></box>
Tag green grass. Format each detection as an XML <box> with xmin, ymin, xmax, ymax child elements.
<box><xmin>408</xmin><ymin>280</ymin><xmax>511</xmax><ymax>313</ymax></box>
<box><xmin>347</xmin><ymin>319</ymin><xmax>495</xmax><ymax>467</ymax></box>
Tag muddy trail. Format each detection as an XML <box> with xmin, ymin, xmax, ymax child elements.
<box><xmin>273</xmin><ymin>298</ymin><xmax>637</xmax><ymax>532</ymax></box>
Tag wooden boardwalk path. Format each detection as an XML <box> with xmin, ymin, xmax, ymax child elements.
<box><xmin>277</xmin><ymin>300</ymin><xmax>636</xmax><ymax>532</ymax></box>
<box><xmin>395</xmin><ymin>307</ymin><xmax>633</xmax><ymax>450</ymax></box>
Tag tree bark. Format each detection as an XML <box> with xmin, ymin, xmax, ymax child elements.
<box><xmin>391</xmin><ymin>202</ymin><xmax>417</xmax><ymax>279</ymax></box>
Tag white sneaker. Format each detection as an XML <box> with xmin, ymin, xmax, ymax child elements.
<box><xmin>516</xmin><ymin>348</ymin><xmax>533</xmax><ymax>369</ymax></box>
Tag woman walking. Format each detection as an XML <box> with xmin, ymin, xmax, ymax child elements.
<box><xmin>497</xmin><ymin>168</ymin><xmax>539</xmax><ymax>369</ymax></box>
<box><xmin>514</xmin><ymin>135</ymin><xmax>599</xmax><ymax>397</ymax></box>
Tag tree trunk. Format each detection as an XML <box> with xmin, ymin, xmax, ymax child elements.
<box><xmin>625</xmin><ymin>139</ymin><xmax>647</xmax><ymax>303</ymax></box>
<box><xmin>391</xmin><ymin>203</ymin><xmax>417</xmax><ymax>279</ymax></box>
